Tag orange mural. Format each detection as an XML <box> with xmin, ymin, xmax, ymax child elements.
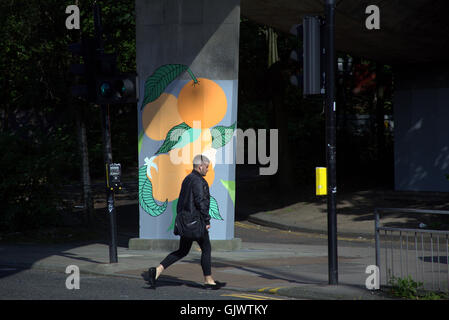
<box><xmin>142</xmin><ymin>93</ymin><xmax>183</xmax><ymax>141</ymax></box>
<box><xmin>140</xmin><ymin>69</ymin><xmax>229</xmax><ymax>220</ymax></box>
<box><xmin>177</xmin><ymin>78</ymin><xmax>227</xmax><ymax>129</ymax></box>
<box><xmin>148</xmin><ymin>152</ymin><xmax>215</xmax><ymax>202</ymax></box>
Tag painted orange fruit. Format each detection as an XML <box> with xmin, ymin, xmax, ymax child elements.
<box><xmin>148</xmin><ymin>152</ymin><xmax>215</xmax><ymax>202</ymax></box>
<box><xmin>177</xmin><ymin>78</ymin><xmax>227</xmax><ymax>129</ymax></box>
<box><xmin>142</xmin><ymin>93</ymin><xmax>183</xmax><ymax>141</ymax></box>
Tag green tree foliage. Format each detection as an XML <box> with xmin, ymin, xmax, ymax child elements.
<box><xmin>0</xmin><ymin>1</ymin><xmax>136</xmax><ymax>232</ymax></box>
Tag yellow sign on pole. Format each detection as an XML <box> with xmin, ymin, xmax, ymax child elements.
<box><xmin>316</xmin><ymin>167</ymin><xmax>327</xmax><ymax>195</ymax></box>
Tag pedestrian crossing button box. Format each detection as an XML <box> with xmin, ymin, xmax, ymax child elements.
<box><xmin>107</xmin><ymin>163</ymin><xmax>122</xmax><ymax>190</ymax></box>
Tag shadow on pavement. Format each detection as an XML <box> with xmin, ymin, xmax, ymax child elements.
<box><xmin>140</xmin><ymin>270</ymin><xmax>206</xmax><ymax>290</ymax></box>
<box><xmin>235</xmin><ymin>164</ymin><xmax>449</xmax><ymax>231</ymax></box>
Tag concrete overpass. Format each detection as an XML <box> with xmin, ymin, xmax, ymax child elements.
<box><xmin>241</xmin><ymin>0</ymin><xmax>449</xmax><ymax>193</ymax></box>
<box><xmin>134</xmin><ymin>0</ymin><xmax>449</xmax><ymax>246</ymax></box>
<box><xmin>242</xmin><ymin>0</ymin><xmax>449</xmax><ymax>64</ymax></box>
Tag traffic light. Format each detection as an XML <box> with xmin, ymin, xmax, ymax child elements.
<box><xmin>68</xmin><ymin>37</ymin><xmax>97</xmax><ymax>102</ymax></box>
<box><xmin>93</xmin><ymin>50</ymin><xmax>137</xmax><ymax>104</ymax></box>
<box><xmin>303</xmin><ymin>15</ymin><xmax>323</xmax><ymax>95</ymax></box>
<box><xmin>96</xmin><ymin>73</ymin><xmax>137</xmax><ymax>104</ymax></box>
<box><xmin>68</xmin><ymin>38</ymin><xmax>138</xmax><ymax>105</ymax></box>
<box><xmin>289</xmin><ymin>17</ymin><xmax>325</xmax><ymax>95</ymax></box>
<box><xmin>288</xmin><ymin>24</ymin><xmax>303</xmax><ymax>88</ymax></box>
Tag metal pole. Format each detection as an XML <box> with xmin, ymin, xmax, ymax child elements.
<box><xmin>94</xmin><ymin>3</ymin><xmax>118</xmax><ymax>264</ymax></box>
<box><xmin>101</xmin><ymin>104</ymin><xmax>118</xmax><ymax>264</ymax></box>
<box><xmin>400</xmin><ymin>231</ymin><xmax>403</xmax><ymax>278</ymax></box>
<box><xmin>93</xmin><ymin>2</ymin><xmax>104</xmax><ymax>51</ymax></box>
<box><xmin>325</xmin><ymin>0</ymin><xmax>338</xmax><ymax>285</ymax></box>
<box><xmin>374</xmin><ymin>210</ymin><xmax>380</xmax><ymax>270</ymax></box>
<box><xmin>374</xmin><ymin>209</ymin><xmax>381</xmax><ymax>287</ymax></box>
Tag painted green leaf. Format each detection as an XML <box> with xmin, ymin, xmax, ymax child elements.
<box><xmin>209</xmin><ymin>196</ymin><xmax>223</xmax><ymax>220</ymax></box>
<box><xmin>155</xmin><ymin>122</ymin><xmax>191</xmax><ymax>155</ymax></box>
<box><xmin>138</xmin><ymin>165</ymin><xmax>167</xmax><ymax>216</ymax></box>
<box><xmin>220</xmin><ymin>179</ymin><xmax>235</xmax><ymax>206</ymax></box>
<box><xmin>138</xmin><ymin>130</ymin><xmax>144</xmax><ymax>154</ymax></box>
<box><xmin>210</xmin><ymin>122</ymin><xmax>236</xmax><ymax>149</ymax></box>
<box><xmin>141</xmin><ymin>64</ymin><xmax>198</xmax><ymax>109</ymax></box>
<box><xmin>171</xmin><ymin>127</ymin><xmax>202</xmax><ymax>150</ymax></box>
<box><xmin>167</xmin><ymin>198</ymin><xmax>178</xmax><ymax>232</ymax></box>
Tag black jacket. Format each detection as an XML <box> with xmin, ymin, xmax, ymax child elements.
<box><xmin>177</xmin><ymin>170</ymin><xmax>211</xmax><ymax>226</ymax></box>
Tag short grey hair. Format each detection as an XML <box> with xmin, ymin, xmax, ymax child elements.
<box><xmin>192</xmin><ymin>154</ymin><xmax>210</xmax><ymax>169</ymax></box>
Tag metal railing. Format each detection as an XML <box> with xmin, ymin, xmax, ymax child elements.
<box><xmin>375</xmin><ymin>208</ymin><xmax>449</xmax><ymax>292</ymax></box>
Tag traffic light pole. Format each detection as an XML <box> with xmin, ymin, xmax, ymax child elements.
<box><xmin>94</xmin><ymin>3</ymin><xmax>118</xmax><ymax>264</ymax></box>
<box><xmin>101</xmin><ymin>104</ymin><xmax>118</xmax><ymax>264</ymax></box>
<box><xmin>324</xmin><ymin>0</ymin><xmax>338</xmax><ymax>285</ymax></box>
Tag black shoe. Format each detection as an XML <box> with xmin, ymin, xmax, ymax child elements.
<box><xmin>148</xmin><ymin>267</ymin><xmax>156</xmax><ymax>287</ymax></box>
<box><xmin>204</xmin><ymin>281</ymin><xmax>226</xmax><ymax>290</ymax></box>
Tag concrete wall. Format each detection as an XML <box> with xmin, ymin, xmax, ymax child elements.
<box><xmin>394</xmin><ymin>64</ymin><xmax>449</xmax><ymax>192</ymax></box>
<box><xmin>136</xmin><ymin>0</ymin><xmax>240</xmax><ymax>240</ymax></box>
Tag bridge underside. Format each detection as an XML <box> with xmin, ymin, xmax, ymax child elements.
<box><xmin>242</xmin><ymin>0</ymin><xmax>449</xmax><ymax>192</ymax></box>
<box><xmin>241</xmin><ymin>0</ymin><xmax>449</xmax><ymax>64</ymax></box>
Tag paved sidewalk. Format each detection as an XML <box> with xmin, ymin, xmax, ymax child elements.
<box><xmin>0</xmin><ymin>240</ymin><xmax>387</xmax><ymax>300</ymax></box>
<box><xmin>248</xmin><ymin>189</ymin><xmax>449</xmax><ymax>239</ymax></box>
<box><xmin>1</xmin><ymin>188</ymin><xmax>448</xmax><ymax>300</ymax></box>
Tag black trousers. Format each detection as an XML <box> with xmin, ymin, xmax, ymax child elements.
<box><xmin>159</xmin><ymin>231</ymin><xmax>212</xmax><ymax>276</ymax></box>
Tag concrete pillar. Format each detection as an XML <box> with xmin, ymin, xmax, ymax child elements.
<box><xmin>394</xmin><ymin>63</ymin><xmax>449</xmax><ymax>192</ymax></box>
<box><xmin>133</xmin><ymin>0</ymin><xmax>240</xmax><ymax>248</ymax></box>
